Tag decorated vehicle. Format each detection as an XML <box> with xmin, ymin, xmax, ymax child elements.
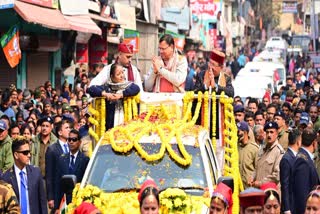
<box><xmin>66</xmin><ymin>92</ymin><xmax>242</xmax><ymax>214</ymax></box>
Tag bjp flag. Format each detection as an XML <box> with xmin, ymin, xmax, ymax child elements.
<box><xmin>0</xmin><ymin>25</ymin><xmax>21</xmax><ymax>68</ymax></box>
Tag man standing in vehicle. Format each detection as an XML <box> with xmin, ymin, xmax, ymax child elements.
<box><xmin>90</xmin><ymin>43</ymin><xmax>143</xmax><ymax>91</ymax></box>
<box><xmin>145</xmin><ymin>34</ymin><xmax>188</xmax><ymax>93</ymax></box>
<box><xmin>201</xmin><ymin>49</ymin><xmax>234</xmax><ymax>97</ymax></box>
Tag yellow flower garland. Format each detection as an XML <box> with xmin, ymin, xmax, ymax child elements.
<box><xmin>88</xmin><ymin>127</ymin><xmax>99</xmax><ymax>142</ymax></box>
<box><xmin>67</xmin><ymin>184</ymin><xmax>210</xmax><ymax>214</ymax></box>
<box><xmin>124</xmin><ymin>98</ymin><xmax>128</xmax><ymax>122</ymax></box>
<box><xmin>160</xmin><ymin>188</ymin><xmax>192</xmax><ymax>213</ymax></box>
<box><xmin>87</xmin><ymin>92</ymin><xmax>242</xmax><ymax>214</ymax></box>
<box><xmin>219</xmin><ymin>92</ymin><xmax>243</xmax><ymax>214</ymax></box>
<box><xmin>211</xmin><ymin>92</ymin><xmax>217</xmax><ymax>151</ymax></box>
<box><xmin>203</xmin><ymin>91</ymin><xmax>209</xmax><ymax>130</ymax></box>
<box><xmin>100</xmin><ymin>98</ymin><xmax>106</xmax><ymax>138</ymax></box>
<box><xmin>105</xmin><ymin>113</ymin><xmax>196</xmax><ymax>166</ymax></box>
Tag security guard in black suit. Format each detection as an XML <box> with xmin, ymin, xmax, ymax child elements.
<box><xmin>292</xmin><ymin>127</ymin><xmax>320</xmax><ymax>214</ymax></box>
<box><xmin>280</xmin><ymin>128</ymin><xmax>301</xmax><ymax>213</ymax></box>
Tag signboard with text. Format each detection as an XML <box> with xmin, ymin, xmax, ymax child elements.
<box><xmin>282</xmin><ymin>1</ymin><xmax>297</xmax><ymax>13</ymax></box>
<box><xmin>189</xmin><ymin>0</ymin><xmax>221</xmax><ymax>50</ymax></box>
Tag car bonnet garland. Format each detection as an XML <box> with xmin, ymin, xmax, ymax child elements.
<box><xmin>103</xmin><ymin>91</ymin><xmax>205</xmax><ymax>166</ymax></box>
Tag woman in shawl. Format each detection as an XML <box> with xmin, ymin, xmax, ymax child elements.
<box><xmin>87</xmin><ymin>63</ymin><xmax>140</xmax><ymax>129</ymax></box>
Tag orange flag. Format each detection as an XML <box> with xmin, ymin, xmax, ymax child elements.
<box><xmin>0</xmin><ymin>25</ymin><xmax>21</xmax><ymax>68</ymax></box>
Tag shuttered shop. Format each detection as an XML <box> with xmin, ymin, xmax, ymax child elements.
<box><xmin>27</xmin><ymin>52</ymin><xmax>49</xmax><ymax>90</ymax></box>
<box><xmin>0</xmin><ymin>49</ymin><xmax>17</xmax><ymax>89</ymax></box>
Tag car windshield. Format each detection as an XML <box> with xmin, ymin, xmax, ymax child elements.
<box><xmin>84</xmin><ymin>143</ymin><xmax>208</xmax><ymax>195</ymax></box>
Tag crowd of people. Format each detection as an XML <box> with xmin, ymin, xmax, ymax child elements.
<box><xmin>0</xmin><ymin>31</ymin><xmax>319</xmax><ymax>214</ymax></box>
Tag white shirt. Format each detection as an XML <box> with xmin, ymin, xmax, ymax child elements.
<box><xmin>301</xmin><ymin>147</ymin><xmax>314</xmax><ymax>160</ymax></box>
<box><xmin>59</xmin><ymin>140</ymin><xmax>69</xmax><ymax>154</ymax></box>
<box><xmin>69</xmin><ymin>151</ymin><xmax>79</xmax><ymax>166</ymax></box>
<box><xmin>89</xmin><ymin>63</ymin><xmax>143</xmax><ymax>92</ymax></box>
<box><xmin>288</xmin><ymin>147</ymin><xmax>298</xmax><ymax>157</ymax></box>
<box><xmin>14</xmin><ymin>164</ymin><xmax>30</xmax><ymax>214</ymax></box>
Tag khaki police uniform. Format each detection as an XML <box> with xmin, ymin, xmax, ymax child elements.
<box><xmin>278</xmin><ymin>129</ymin><xmax>289</xmax><ymax>151</ymax></box>
<box><xmin>254</xmin><ymin>140</ymin><xmax>285</xmax><ymax>185</ymax></box>
<box><xmin>0</xmin><ymin>180</ymin><xmax>20</xmax><ymax>213</ymax></box>
<box><xmin>239</xmin><ymin>141</ymin><xmax>259</xmax><ymax>189</ymax></box>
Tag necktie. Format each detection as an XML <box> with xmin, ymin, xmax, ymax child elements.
<box><xmin>63</xmin><ymin>144</ymin><xmax>69</xmax><ymax>154</ymax></box>
<box><xmin>69</xmin><ymin>155</ymin><xmax>75</xmax><ymax>173</ymax></box>
<box><xmin>19</xmin><ymin>171</ymin><xmax>28</xmax><ymax>214</ymax></box>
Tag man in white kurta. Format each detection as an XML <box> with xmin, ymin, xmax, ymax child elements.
<box><xmin>89</xmin><ymin>43</ymin><xmax>143</xmax><ymax>91</ymax></box>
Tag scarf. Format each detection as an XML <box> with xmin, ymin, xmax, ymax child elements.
<box><xmin>108</xmin><ymin>81</ymin><xmax>132</xmax><ymax>93</ymax></box>
<box><xmin>154</xmin><ymin>49</ymin><xmax>182</xmax><ymax>92</ymax></box>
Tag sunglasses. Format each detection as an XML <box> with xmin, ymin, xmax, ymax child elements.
<box><xmin>16</xmin><ymin>150</ymin><xmax>31</xmax><ymax>156</ymax></box>
<box><xmin>68</xmin><ymin>137</ymin><xmax>79</xmax><ymax>142</ymax></box>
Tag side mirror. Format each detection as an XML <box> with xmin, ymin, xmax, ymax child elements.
<box><xmin>217</xmin><ymin>176</ymin><xmax>234</xmax><ymax>193</ymax></box>
<box><xmin>61</xmin><ymin>175</ymin><xmax>77</xmax><ymax>194</ymax></box>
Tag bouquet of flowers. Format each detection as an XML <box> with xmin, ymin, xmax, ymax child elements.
<box><xmin>159</xmin><ymin>188</ymin><xmax>192</xmax><ymax>214</ymax></box>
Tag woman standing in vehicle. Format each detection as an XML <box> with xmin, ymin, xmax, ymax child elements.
<box><xmin>209</xmin><ymin>182</ymin><xmax>233</xmax><ymax>214</ymax></box>
<box><xmin>138</xmin><ymin>180</ymin><xmax>160</xmax><ymax>214</ymax></box>
<box><xmin>87</xmin><ymin>63</ymin><xmax>140</xmax><ymax>130</ymax></box>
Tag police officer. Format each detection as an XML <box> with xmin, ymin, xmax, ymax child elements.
<box><xmin>274</xmin><ymin>110</ymin><xmax>289</xmax><ymax>150</ymax></box>
<box><xmin>237</xmin><ymin>121</ymin><xmax>259</xmax><ymax>189</ymax></box>
<box><xmin>249</xmin><ymin>121</ymin><xmax>285</xmax><ymax>188</ymax></box>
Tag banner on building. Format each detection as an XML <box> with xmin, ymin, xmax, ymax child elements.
<box><xmin>0</xmin><ymin>25</ymin><xmax>21</xmax><ymax>68</ymax></box>
<box><xmin>282</xmin><ymin>1</ymin><xmax>298</xmax><ymax>13</ymax></box>
<box><xmin>189</xmin><ymin>0</ymin><xmax>221</xmax><ymax>50</ymax></box>
<box><xmin>123</xmin><ymin>29</ymin><xmax>140</xmax><ymax>53</ymax></box>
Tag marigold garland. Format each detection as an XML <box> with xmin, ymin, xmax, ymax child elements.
<box><xmin>105</xmin><ymin>114</ymin><xmax>195</xmax><ymax>166</ymax></box>
<box><xmin>124</xmin><ymin>98</ymin><xmax>128</xmax><ymax>122</ymax></box>
<box><xmin>219</xmin><ymin>92</ymin><xmax>243</xmax><ymax>214</ymax></box>
<box><xmin>203</xmin><ymin>91</ymin><xmax>209</xmax><ymax>130</ymax></box>
<box><xmin>190</xmin><ymin>91</ymin><xmax>202</xmax><ymax>124</ymax></box>
<box><xmin>100</xmin><ymin>98</ymin><xmax>106</xmax><ymax>138</ymax></box>
<box><xmin>88</xmin><ymin>127</ymin><xmax>99</xmax><ymax>142</ymax></box>
<box><xmin>87</xmin><ymin>92</ymin><xmax>242</xmax><ymax>214</ymax></box>
<box><xmin>211</xmin><ymin>92</ymin><xmax>217</xmax><ymax>152</ymax></box>
<box><xmin>67</xmin><ymin>184</ymin><xmax>210</xmax><ymax>214</ymax></box>
<box><xmin>160</xmin><ymin>188</ymin><xmax>192</xmax><ymax>213</ymax></box>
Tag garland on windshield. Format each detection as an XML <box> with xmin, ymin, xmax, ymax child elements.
<box><xmin>103</xmin><ymin>92</ymin><xmax>206</xmax><ymax>166</ymax></box>
<box><xmin>105</xmin><ymin>117</ymin><xmax>195</xmax><ymax>166</ymax></box>
<box><xmin>67</xmin><ymin>184</ymin><xmax>210</xmax><ymax>214</ymax></box>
